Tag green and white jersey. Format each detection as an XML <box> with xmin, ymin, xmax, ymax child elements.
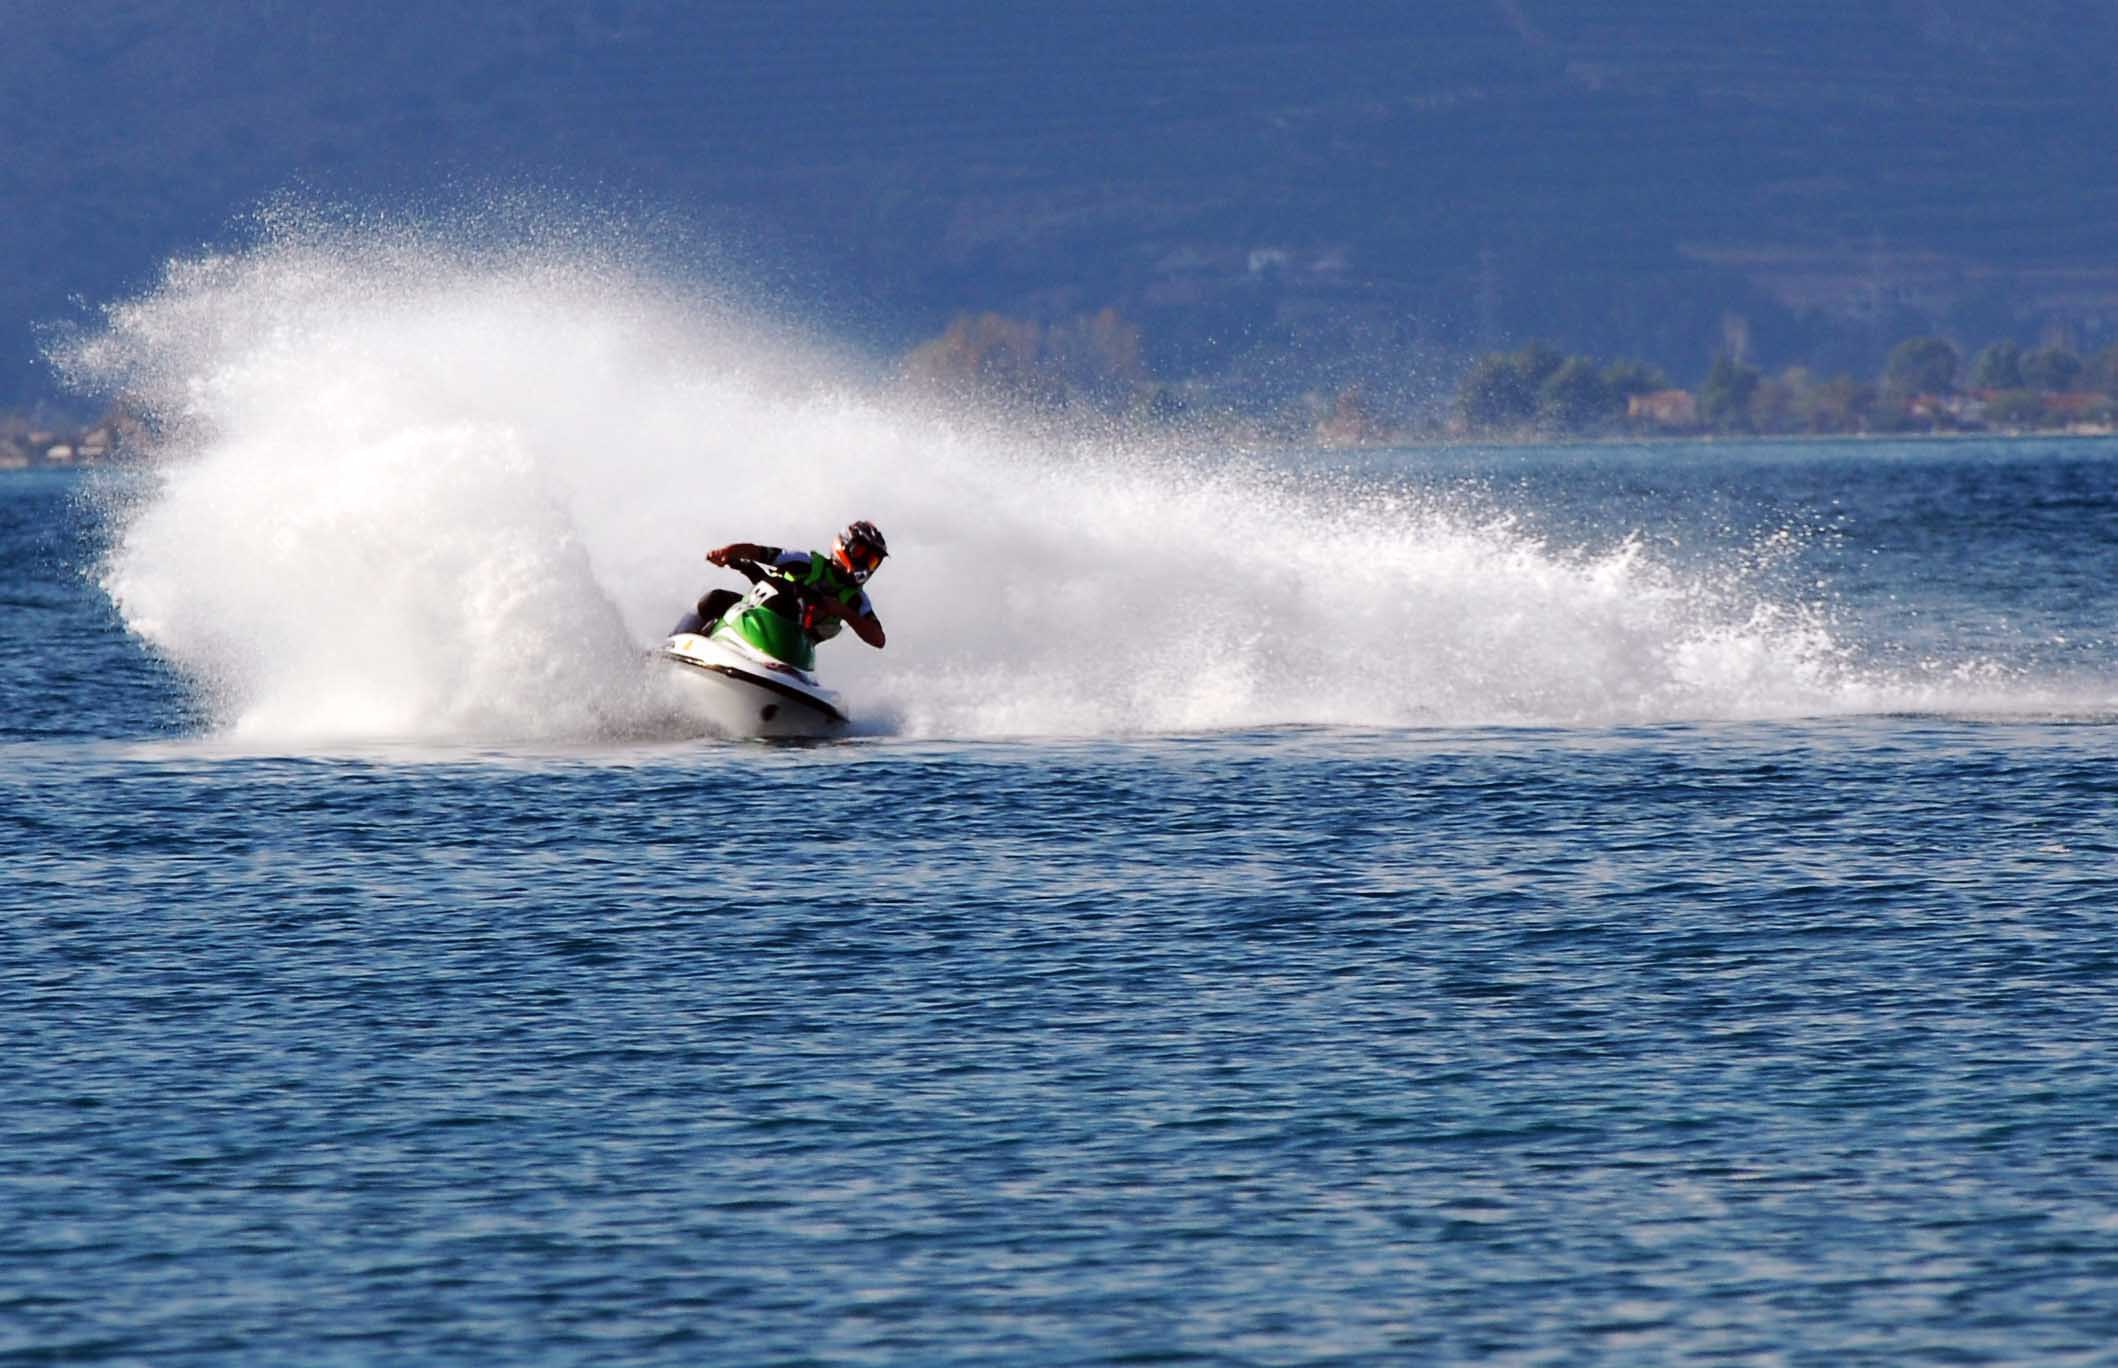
<box><xmin>755</xmin><ymin>547</ymin><xmax>874</xmax><ymax>638</ymax></box>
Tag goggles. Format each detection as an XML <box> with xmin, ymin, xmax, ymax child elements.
<box><xmin>838</xmin><ymin>538</ymin><xmax>885</xmax><ymax>576</ymax></box>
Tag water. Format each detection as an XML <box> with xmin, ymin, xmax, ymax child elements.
<box><xmin>7</xmin><ymin>225</ymin><xmax>2118</xmax><ymax>1365</ymax></box>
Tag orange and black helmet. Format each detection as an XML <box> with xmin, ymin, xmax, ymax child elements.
<box><xmin>832</xmin><ymin>520</ymin><xmax>888</xmax><ymax>581</ymax></box>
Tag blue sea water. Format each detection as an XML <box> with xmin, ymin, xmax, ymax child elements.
<box><xmin>5</xmin><ymin>433</ymin><xmax>2117</xmax><ymax>1366</ymax></box>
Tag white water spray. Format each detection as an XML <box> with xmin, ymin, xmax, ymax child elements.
<box><xmin>58</xmin><ymin>212</ymin><xmax>1968</xmax><ymax>743</ymax></box>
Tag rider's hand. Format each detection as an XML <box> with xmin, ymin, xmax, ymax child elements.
<box><xmin>706</xmin><ymin>546</ymin><xmax>730</xmax><ymax>567</ymax></box>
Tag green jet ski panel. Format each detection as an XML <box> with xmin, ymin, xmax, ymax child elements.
<box><xmin>716</xmin><ymin>603</ymin><xmax>816</xmax><ymax>672</ymax></box>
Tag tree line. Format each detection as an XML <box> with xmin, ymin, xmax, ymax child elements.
<box><xmin>900</xmin><ymin>304</ymin><xmax>2118</xmax><ymax>442</ymax></box>
<box><xmin>1456</xmin><ymin>338</ymin><xmax>2118</xmax><ymax>437</ymax></box>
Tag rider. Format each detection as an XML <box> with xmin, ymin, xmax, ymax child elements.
<box><xmin>691</xmin><ymin>519</ymin><xmax>889</xmax><ymax>652</ymax></box>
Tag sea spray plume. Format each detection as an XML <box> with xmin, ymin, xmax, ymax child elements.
<box><xmin>58</xmin><ymin>208</ymin><xmax>1885</xmax><ymax>743</ymax></box>
<box><xmin>97</xmin><ymin>418</ymin><xmax>644</xmax><ymax>740</ymax></box>
<box><xmin>52</xmin><ymin>210</ymin><xmax>799</xmax><ymax>742</ymax></box>
<box><xmin>853</xmin><ymin>412</ymin><xmax>1866</xmax><ymax>735</ymax></box>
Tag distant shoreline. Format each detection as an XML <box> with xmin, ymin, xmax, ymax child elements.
<box><xmin>0</xmin><ymin>414</ymin><xmax>130</xmax><ymax>471</ymax></box>
<box><xmin>8</xmin><ymin>424</ymin><xmax>2112</xmax><ymax>477</ymax></box>
<box><xmin>1383</xmin><ymin>427</ymin><xmax>2118</xmax><ymax>450</ymax></box>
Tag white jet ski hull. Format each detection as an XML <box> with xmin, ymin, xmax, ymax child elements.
<box><xmin>657</xmin><ymin>631</ymin><xmax>850</xmax><ymax>739</ymax></box>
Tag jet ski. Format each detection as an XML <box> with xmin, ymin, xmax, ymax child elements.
<box><xmin>657</xmin><ymin>571</ymin><xmax>851</xmax><ymax>739</ymax></box>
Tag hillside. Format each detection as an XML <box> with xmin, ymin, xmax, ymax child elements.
<box><xmin>7</xmin><ymin>0</ymin><xmax>2118</xmax><ymax>409</ymax></box>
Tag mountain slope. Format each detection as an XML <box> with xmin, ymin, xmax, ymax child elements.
<box><xmin>7</xmin><ymin>0</ymin><xmax>2117</xmax><ymax>405</ymax></box>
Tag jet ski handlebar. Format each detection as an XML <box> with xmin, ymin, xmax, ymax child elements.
<box><xmin>725</xmin><ymin>556</ymin><xmax>826</xmax><ymax>606</ymax></box>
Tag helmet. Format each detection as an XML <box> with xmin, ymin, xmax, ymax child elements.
<box><xmin>832</xmin><ymin>519</ymin><xmax>888</xmax><ymax>582</ymax></box>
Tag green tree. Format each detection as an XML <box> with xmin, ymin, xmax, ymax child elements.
<box><xmin>1452</xmin><ymin>342</ymin><xmax>1576</xmax><ymax>432</ymax></box>
<box><xmin>1800</xmin><ymin>375</ymin><xmax>1877</xmax><ymax>434</ymax></box>
<box><xmin>1884</xmin><ymin>336</ymin><xmax>1960</xmax><ymax>396</ymax></box>
<box><xmin>1044</xmin><ymin>307</ymin><xmax>1147</xmax><ymax>404</ymax></box>
<box><xmin>2022</xmin><ymin>345</ymin><xmax>2084</xmax><ymax>393</ymax></box>
<box><xmin>1514</xmin><ymin>342</ymin><xmax>1566</xmax><ymax>392</ymax></box>
<box><xmin>1538</xmin><ymin>356</ymin><xmax>1618</xmax><ymax>431</ymax></box>
<box><xmin>2088</xmin><ymin>345</ymin><xmax>2118</xmax><ymax>397</ymax></box>
<box><xmin>1983</xmin><ymin>389</ymin><xmax>2048</xmax><ymax>429</ymax></box>
<box><xmin>902</xmin><ymin>312</ymin><xmax>1050</xmax><ymax>399</ymax></box>
<box><xmin>1455</xmin><ymin>352</ymin><xmax>1536</xmax><ymax>431</ymax></box>
<box><xmin>1601</xmin><ymin>358</ymin><xmax>1670</xmax><ymax>401</ymax></box>
<box><xmin>1749</xmin><ymin>367</ymin><xmax>1812</xmax><ymax>434</ymax></box>
<box><xmin>1969</xmin><ymin>341</ymin><xmax>2024</xmax><ymax>391</ymax></box>
<box><xmin>1700</xmin><ymin>355</ymin><xmax>1761</xmax><ymax>431</ymax></box>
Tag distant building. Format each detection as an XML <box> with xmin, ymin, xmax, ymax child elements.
<box><xmin>2043</xmin><ymin>392</ymin><xmax>2118</xmax><ymax>434</ymax></box>
<box><xmin>2045</xmin><ymin>391</ymin><xmax>2113</xmax><ymax>421</ymax></box>
<box><xmin>1907</xmin><ymin>393</ymin><xmax>1980</xmax><ymax>428</ymax></box>
<box><xmin>1628</xmin><ymin>389</ymin><xmax>1697</xmax><ymax>427</ymax></box>
<box><xmin>1314</xmin><ymin>385</ymin><xmax>1385</xmax><ymax>447</ymax></box>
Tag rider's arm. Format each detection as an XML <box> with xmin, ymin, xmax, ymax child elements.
<box><xmin>706</xmin><ymin>542</ymin><xmax>780</xmax><ymax>566</ymax></box>
<box><xmin>845</xmin><ymin>610</ymin><xmax>885</xmax><ymax>649</ymax></box>
<box><xmin>806</xmin><ymin>589</ymin><xmax>885</xmax><ymax>648</ymax></box>
<box><xmin>843</xmin><ymin>585</ymin><xmax>885</xmax><ymax>648</ymax></box>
